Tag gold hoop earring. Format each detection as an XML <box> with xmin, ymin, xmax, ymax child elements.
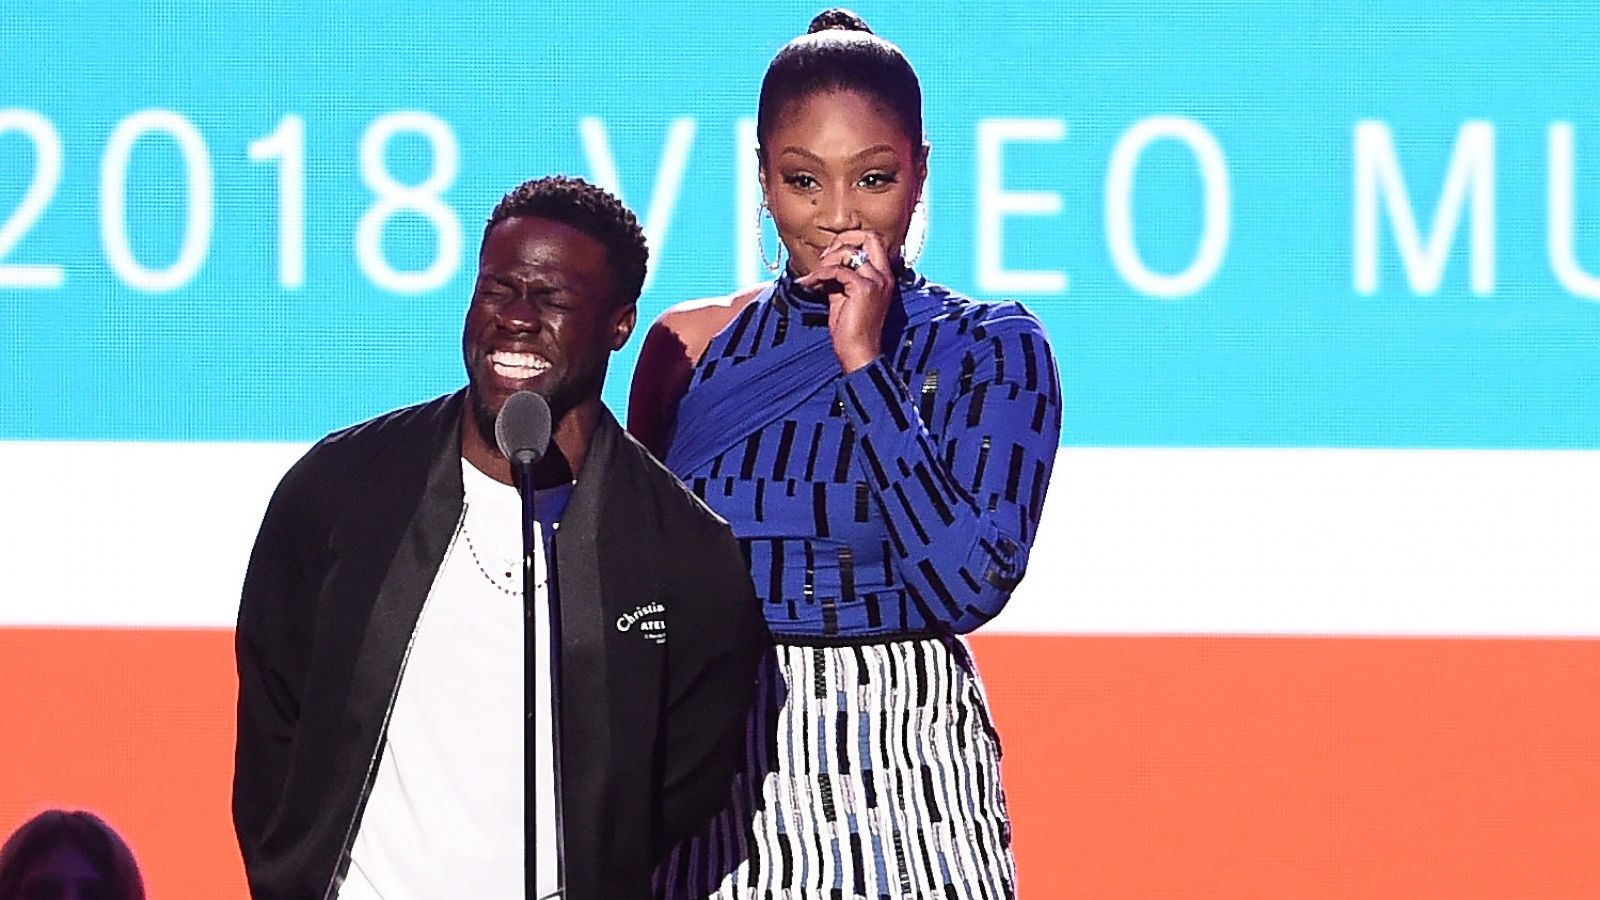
<box><xmin>902</xmin><ymin>198</ymin><xmax>928</xmax><ymax>268</ymax></box>
<box><xmin>757</xmin><ymin>201</ymin><xmax>783</xmax><ymax>273</ymax></box>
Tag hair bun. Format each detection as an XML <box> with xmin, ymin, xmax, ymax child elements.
<box><xmin>807</xmin><ymin>7</ymin><xmax>874</xmax><ymax>35</ymax></box>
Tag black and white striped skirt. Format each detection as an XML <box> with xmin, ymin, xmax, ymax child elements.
<box><xmin>655</xmin><ymin>636</ymin><xmax>1016</xmax><ymax>899</ymax></box>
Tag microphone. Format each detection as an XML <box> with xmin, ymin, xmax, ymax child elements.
<box><xmin>492</xmin><ymin>390</ymin><xmax>553</xmax><ymax>896</ymax></box>
<box><xmin>495</xmin><ymin>390</ymin><xmax>552</xmax><ymax>467</ymax></box>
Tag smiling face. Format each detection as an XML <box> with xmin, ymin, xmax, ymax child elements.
<box><xmin>462</xmin><ymin>215</ymin><xmax>635</xmax><ymax>455</ymax></box>
<box><xmin>759</xmin><ymin>89</ymin><xmax>927</xmax><ymax>277</ymax></box>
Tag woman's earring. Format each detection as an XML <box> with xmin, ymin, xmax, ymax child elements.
<box><xmin>902</xmin><ymin>198</ymin><xmax>928</xmax><ymax>268</ymax></box>
<box><xmin>758</xmin><ymin>201</ymin><xmax>783</xmax><ymax>273</ymax></box>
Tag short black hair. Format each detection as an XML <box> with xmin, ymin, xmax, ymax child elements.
<box><xmin>756</xmin><ymin>9</ymin><xmax>923</xmax><ymax>155</ymax></box>
<box><xmin>484</xmin><ymin>176</ymin><xmax>649</xmax><ymax>306</ymax></box>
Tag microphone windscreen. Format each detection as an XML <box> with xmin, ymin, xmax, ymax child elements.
<box><xmin>494</xmin><ymin>391</ymin><xmax>552</xmax><ymax>464</ymax></box>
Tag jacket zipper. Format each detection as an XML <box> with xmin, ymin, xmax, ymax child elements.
<box><xmin>547</xmin><ymin>523</ymin><xmax>566</xmax><ymax>897</ymax></box>
<box><xmin>321</xmin><ymin>506</ymin><xmax>467</xmax><ymax>900</ymax></box>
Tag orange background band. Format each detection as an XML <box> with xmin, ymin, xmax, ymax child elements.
<box><xmin>2</xmin><ymin>629</ymin><xmax>1596</xmax><ymax>899</ymax></box>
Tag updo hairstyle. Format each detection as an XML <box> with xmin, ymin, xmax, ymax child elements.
<box><xmin>755</xmin><ymin>8</ymin><xmax>924</xmax><ymax>155</ymax></box>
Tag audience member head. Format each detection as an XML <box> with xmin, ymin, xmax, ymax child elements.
<box><xmin>0</xmin><ymin>809</ymin><xmax>145</xmax><ymax>900</ymax></box>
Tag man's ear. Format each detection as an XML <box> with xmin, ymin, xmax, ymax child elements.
<box><xmin>610</xmin><ymin>304</ymin><xmax>638</xmax><ymax>350</ymax></box>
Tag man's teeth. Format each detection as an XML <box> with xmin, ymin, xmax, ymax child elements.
<box><xmin>490</xmin><ymin>351</ymin><xmax>550</xmax><ymax>377</ymax></box>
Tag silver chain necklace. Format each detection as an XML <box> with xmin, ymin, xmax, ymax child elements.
<box><xmin>460</xmin><ymin>503</ymin><xmax>520</xmax><ymax>597</ymax></box>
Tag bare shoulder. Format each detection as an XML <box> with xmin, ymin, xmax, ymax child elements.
<box><xmin>628</xmin><ymin>285</ymin><xmax>765</xmax><ymax>455</ymax></box>
<box><xmin>651</xmin><ymin>285</ymin><xmax>764</xmax><ymax>362</ymax></box>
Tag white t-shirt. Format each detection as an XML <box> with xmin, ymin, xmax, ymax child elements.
<box><xmin>339</xmin><ymin>459</ymin><xmax>569</xmax><ymax>900</ymax></box>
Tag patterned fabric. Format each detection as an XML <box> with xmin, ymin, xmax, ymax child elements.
<box><xmin>654</xmin><ymin>639</ymin><xmax>1014</xmax><ymax>900</ymax></box>
<box><xmin>665</xmin><ymin>271</ymin><xmax>1062</xmax><ymax>638</ymax></box>
<box><xmin>656</xmin><ymin>272</ymin><xmax>1061</xmax><ymax>897</ymax></box>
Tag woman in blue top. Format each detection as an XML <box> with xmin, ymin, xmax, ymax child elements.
<box><xmin>630</xmin><ymin>9</ymin><xmax>1061</xmax><ymax>898</ymax></box>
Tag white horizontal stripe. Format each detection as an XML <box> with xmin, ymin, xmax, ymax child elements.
<box><xmin>1</xmin><ymin>443</ymin><xmax>1596</xmax><ymax>635</ymax></box>
<box><xmin>0</xmin><ymin>441</ymin><xmax>309</xmax><ymax>629</ymax></box>
<box><xmin>997</xmin><ymin>447</ymin><xmax>1600</xmax><ymax>637</ymax></box>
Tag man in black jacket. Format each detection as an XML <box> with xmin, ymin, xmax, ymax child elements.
<box><xmin>233</xmin><ymin>176</ymin><xmax>767</xmax><ymax>900</ymax></box>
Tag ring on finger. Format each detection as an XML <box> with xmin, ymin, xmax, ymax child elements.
<box><xmin>842</xmin><ymin>247</ymin><xmax>869</xmax><ymax>270</ymax></box>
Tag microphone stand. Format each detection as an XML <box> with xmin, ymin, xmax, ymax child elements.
<box><xmin>509</xmin><ymin>449</ymin><xmax>541</xmax><ymax>900</ymax></box>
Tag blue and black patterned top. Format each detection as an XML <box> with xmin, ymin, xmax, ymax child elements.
<box><xmin>664</xmin><ymin>270</ymin><xmax>1061</xmax><ymax>640</ymax></box>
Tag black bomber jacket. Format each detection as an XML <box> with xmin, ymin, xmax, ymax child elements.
<box><xmin>232</xmin><ymin>391</ymin><xmax>766</xmax><ymax>899</ymax></box>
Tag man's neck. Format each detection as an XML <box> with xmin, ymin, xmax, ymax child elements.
<box><xmin>461</xmin><ymin>395</ymin><xmax>600</xmax><ymax>488</ymax></box>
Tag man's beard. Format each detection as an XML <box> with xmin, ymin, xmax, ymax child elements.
<box><xmin>467</xmin><ymin>384</ymin><xmax>503</xmax><ymax>457</ymax></box>
<box><xmin>465</xmin><ymin>361</ymin><xmax>605</xmax><ymax>460</ymax></box>
<box><xmin>466</xmin><ymin>378</ymin><xmax>576</xmax><ymax>460</ymax></box>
